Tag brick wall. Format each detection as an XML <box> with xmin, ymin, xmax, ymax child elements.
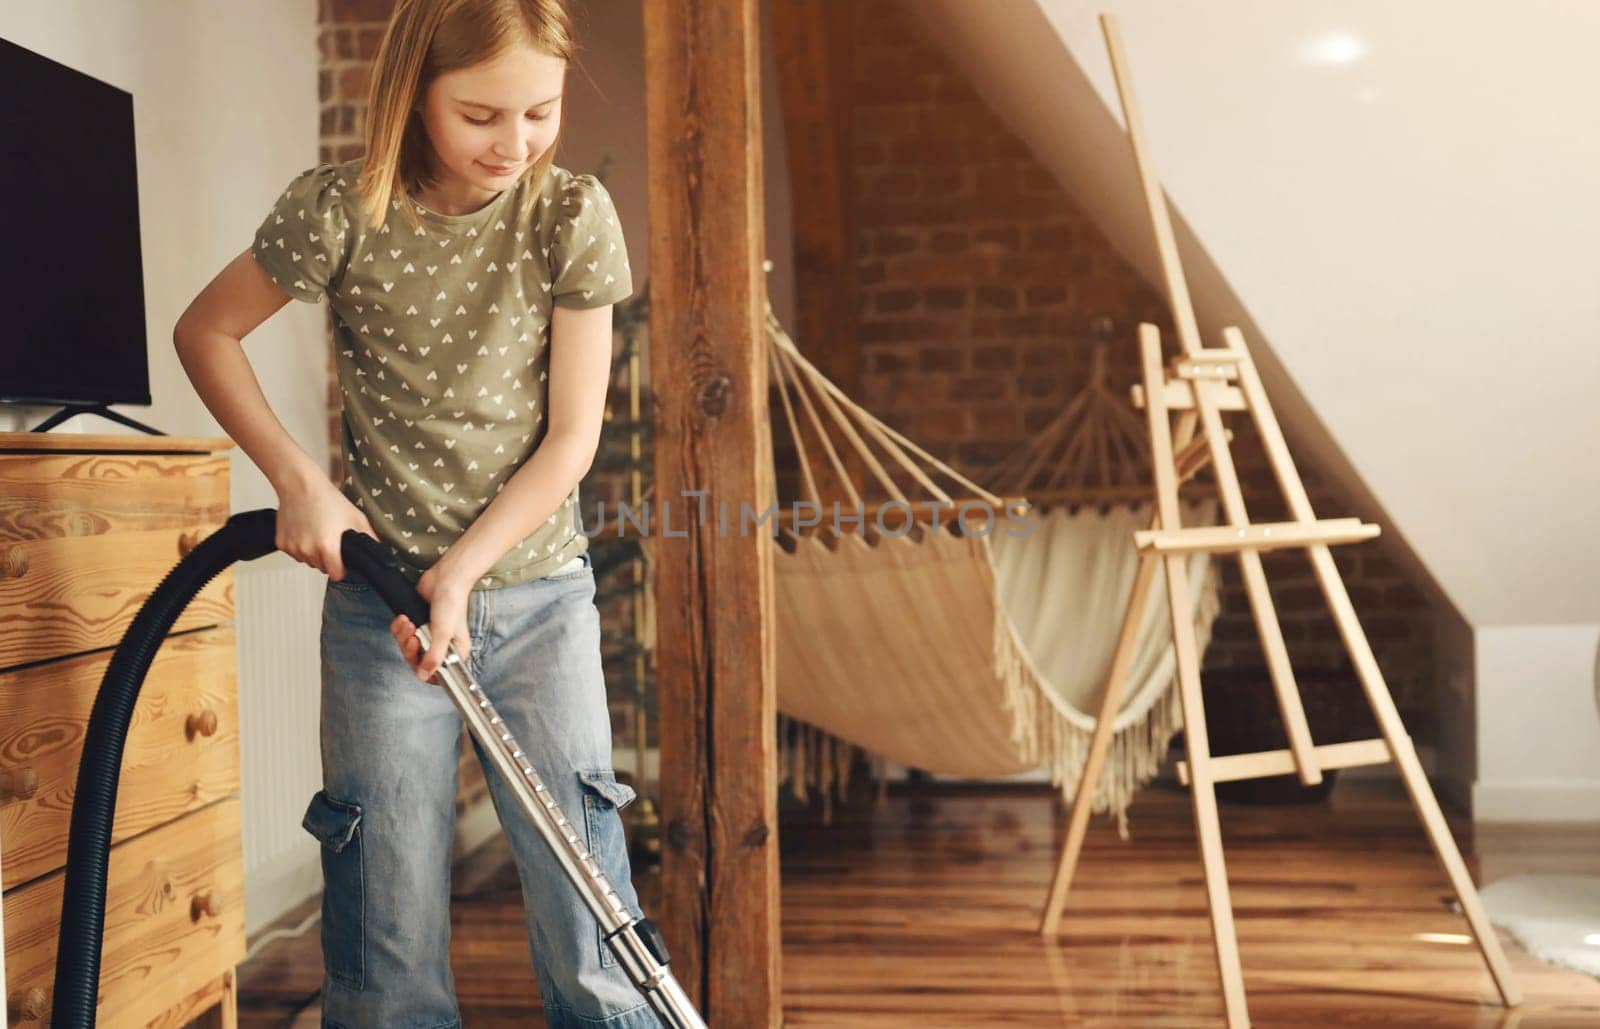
<box><xmin>311</xmin><ymin>0</ymin><xmax>1436</xmax><ymax>745</ymax></box>
<box><xmin>318</xmin><ymin>2</ymin><xmax>385</xmax><ymax>484</ymax></box>
<box><xmin>848</xmin><ymin>0</ymin><xmax>1434</xmax><ymax>736</ymax></box>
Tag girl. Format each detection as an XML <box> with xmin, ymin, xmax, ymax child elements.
<box><xmin>173</xmin><ymin>1</ymin><xmax>659</xmax><ymax>1025</ymax></box>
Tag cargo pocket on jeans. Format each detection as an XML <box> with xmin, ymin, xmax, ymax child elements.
<box><xmin>302</xmin><ymin>790</ymin><xmax>365</xmax><ymax>990</ymax></box>
<box><xmin>577</xmin><ymin>770</ymin><xmax>637</xmax><ymax>969</ymax></box>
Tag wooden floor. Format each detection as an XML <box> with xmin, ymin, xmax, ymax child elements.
<box><xmin>237</xmin><ymin>775</ymin><xmax>1600</xmax><ymax>1026</ymax></box>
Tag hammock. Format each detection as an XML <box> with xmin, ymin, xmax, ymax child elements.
<box><xmin>981</xmin><ymin>347</ymin><xmax>1222</xmax><ymax>823</ymax></box>
<box><xmin>760</xmin><ymin>314</ymin><xmax>1223</xmax><ymax>828</ymax></box>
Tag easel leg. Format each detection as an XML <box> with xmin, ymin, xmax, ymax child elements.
<box><xmin>1309</xmin><ymin>546</ymin><xmax>1522</xmax><ymax>1007</ymax></box>
<box><xmin>1040</xmin><ymin>543</ymin><xmax>1160</xmax><ymax>935</ymax></box>
<box><xmin>1165</xmin><ymin>553</ymin><xmax>1250</xmax><ymax>1028</ymax></box>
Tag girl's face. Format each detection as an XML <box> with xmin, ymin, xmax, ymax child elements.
<box><xmin>417</xmin><ymin>41</ymin><xmax>566</xmax><ymax>207</ymax></box>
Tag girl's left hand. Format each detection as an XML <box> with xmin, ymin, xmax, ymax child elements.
<box><xmin>390</xmin><ymin>562</ymin><xmax>475</xmax><ymax>685</ymax></box>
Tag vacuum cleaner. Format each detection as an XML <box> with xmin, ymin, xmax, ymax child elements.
<box><xmin>49</xmin><ymin>508</ymin><xmax>704</xmax><ymax>1029</ymax></box>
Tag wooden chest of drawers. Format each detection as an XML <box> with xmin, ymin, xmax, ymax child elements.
<box><xmin>0</xmin><ymin>432</ymin><xmax>243</xmax><ymax>1027</ymax></box>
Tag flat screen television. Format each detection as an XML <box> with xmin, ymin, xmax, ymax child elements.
<box><xmin>0</xmin><ymin>36</ymin><xmax>151</xmax><ymax>421</ymax></box>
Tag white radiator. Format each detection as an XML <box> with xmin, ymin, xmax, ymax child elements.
<box><xmin>234</xmin><ymin>553</ymin><xmax>326</xmax><ymax>936</ymax></box>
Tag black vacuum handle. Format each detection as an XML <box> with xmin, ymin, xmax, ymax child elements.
<box><xmin>340</xmin><ymin>530</ymin><xmax>431</xmax><ymax>626</ymax></box>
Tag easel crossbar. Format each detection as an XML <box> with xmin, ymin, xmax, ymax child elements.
<box><xmin>1132</xmin><ymin>381</ymin><xmax>1248</xmax><ymax>412</ymax></box>
<box><xmin>1176</xmin><ymin>738</ymin><xmax>1391</xmax><ymax>786</ymax></box>
<box><xmin>1134</xmin><ymin>519</ymin><xmax>1379</xmax><ymax>555</ymax></box>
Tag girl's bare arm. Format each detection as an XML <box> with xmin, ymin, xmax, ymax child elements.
<box><xmin>173</xmin><ymin>250</ymin><xmax>375</xmax><ymax>579</ymax></box>
<box><xmin>173</xmin><ymin>249</ymin><xmax>322</xmax><ymax>491</ymax></box>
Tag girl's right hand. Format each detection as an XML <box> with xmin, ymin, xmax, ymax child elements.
<box><xmin>274</xmin><ymin>473</ymin><xmax>381</xmax><ymax>582</ymax></box>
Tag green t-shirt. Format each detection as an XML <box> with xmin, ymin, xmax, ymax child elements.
<box><xmin>252</xmin><ymin>158</ymin><xmax>632</xmax><ymax>588</ymax></box>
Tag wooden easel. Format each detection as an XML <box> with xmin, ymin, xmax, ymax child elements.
<box><xmin>1035</xmin><ymin>15</ymin><xmax>1521</xmax><ymax>1027</ymax></box>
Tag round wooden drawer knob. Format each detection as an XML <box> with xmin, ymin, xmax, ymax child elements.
<box><xmin>186</xmin><ymin>709</ymin><xmax>219</xmax><ymax>740</ymax></box>
<box><xmin>1</xmin><ymin>766</ymin><xmax>38</xmax><ymax>802</ymax></box>
<box><xmin>191</xmin><ymin>890</ymin><xmax>222</xmax><ymax>921</ymax></box>
<box><xmin>9</xmin><ymin>987</ymin><xmax>48</xmax><ymax>1021</ymax></box>
<box><xmin>1</xmin><ymin>544</ymin><xmax>27</xmax><ymax>580</ymax></box>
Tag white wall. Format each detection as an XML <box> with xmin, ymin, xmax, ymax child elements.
<box><xmin>1036</xmin><ymin>0</ymin><xmax>1600</xmax><ymax>629</ymax></box>
<box><xmin>1474</xmin><ymin>625</ymin><xmax>1600</xmax><ymax>820</ymax></box>
<box><xmin>0</xmin><ymin>0</ymin><xmax>332</xmax><ymax>490</ymax></box>
<box><xmin>0</xmin><ymin>0</ymin><xmax>333</xmax><ymax>933</ymax></box>
<box><xmin>910</xmin><ymin>0</ymin><xmax>1600</xmax><ymax>819</ymax></box>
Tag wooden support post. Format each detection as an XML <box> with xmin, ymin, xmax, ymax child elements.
<box><xmin>644</xmin><ymin>1</ymin><xmax>782</xmax><ymax>1025</ymax></box>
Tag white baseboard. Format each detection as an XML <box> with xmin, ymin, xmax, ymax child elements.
<box><xmin>1472</xmin><ymin>780</ymin><xmax>1600</xmax><ymax>822</ymax></box>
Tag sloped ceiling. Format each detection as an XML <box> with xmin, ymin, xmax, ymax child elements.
<box><xmin>907</xmin><ymin>0</ymin><xmax>1600</xmax><ymax>628</ymax></box>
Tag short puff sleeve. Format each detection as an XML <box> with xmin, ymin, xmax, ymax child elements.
<box><xmin>251</xmin><ymin>164</ymin><xmax>352</xmax><ymax>303</ymax></box>
<box><xmin>549</xmin><ymin>174</ymin><xmax>633</xmax><ymax>309</ymax></box>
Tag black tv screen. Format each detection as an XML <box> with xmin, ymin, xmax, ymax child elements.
<box><xmin>0</xmin><ymin>36</ymin><xmax>150</xmax><ymax>407</ymax></box>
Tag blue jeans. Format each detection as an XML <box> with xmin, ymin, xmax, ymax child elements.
<box><xmin>305</xmin><ymin>551</ymin><xmax>663</xmax><ymax>1028</ymax></box>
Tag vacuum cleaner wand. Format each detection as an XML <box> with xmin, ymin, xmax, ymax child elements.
<box><xmin>338</xmin><ymin>530</ymin><xmax>705</xmax><ymax>1029</ymax></box>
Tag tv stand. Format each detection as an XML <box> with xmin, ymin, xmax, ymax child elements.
<box><xmin>31</xmin><ymin>403</ymin><xmax>165</xmax><ymax>435</ymax></box>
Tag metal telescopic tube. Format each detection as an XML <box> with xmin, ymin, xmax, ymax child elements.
<box><xmin>415</xmin><ymin>627</ymin><xmax>706</xmax><ymax>1029</ymax></box>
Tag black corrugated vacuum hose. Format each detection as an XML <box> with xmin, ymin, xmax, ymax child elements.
<box><xmin>50</xmin><ymin>508</ymin><xmax>278</xmax><ymax>1028</ymax></box>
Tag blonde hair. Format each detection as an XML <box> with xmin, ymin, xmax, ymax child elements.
<box><xmin>356</xmin><ymin>0</ymin><xmax>574</xmax><ymax>232</ymax></box>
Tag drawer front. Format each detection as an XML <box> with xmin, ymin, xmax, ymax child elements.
<box><xmin>3</xmin><ymin>798</ymin><xmax>245</xmax><ymax>1028</ymax></box>
<box><xmin>1</xmin><ymin>628</ymin><xmax>240</xmax><ymax>890</ymax></box>
<box><xmin>0</xmin><ymin>452</ymin><xmax>233</xmax><ymax>670</ymax></box>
